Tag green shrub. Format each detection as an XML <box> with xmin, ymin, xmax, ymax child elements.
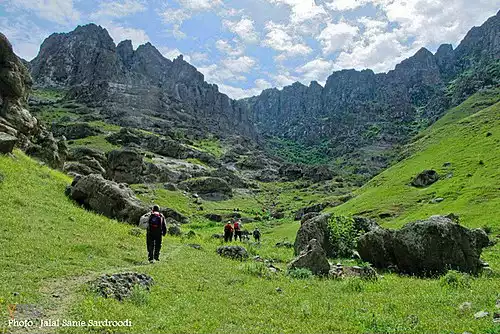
<box><xmin>439</xmin><ymin>270</ymin><xmax>471</xmax><ymax>289</ymax></box>
<box><xmin>241</xmin><ymin>262</ymin><xmax>276</xmax><ymax>279</ymax></box>
<box><xmin>287</xmin><ymin>268</ymin><xmax>313</xmax><ymax>279</ymax></box>
<box><xmin>328</xmin><ymin>215</ymin><xmax>360</xmax><ymax>258</ymax></box>
<box><xmin>129</xmin><ymin>285</ymin><xmax>150</xmax><ymax>306</ymax></box>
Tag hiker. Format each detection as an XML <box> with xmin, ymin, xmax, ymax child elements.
<box><xmin>233</xmin><ymin>219</ymin><xmax>243</xmax><ymax>241</ymax></box>
<box><xmin>146</xmin><ymin>205</ymin><xmax>167</xmax><ymax>263</ymax></box>
<box><xmin>253</xmin><ymin>228</ymin><xmax>261</xmax><ymax>242</ymax></box>
<box><xmin>224</xmin><ymin>221</ymin><xmax>234</xmax><ymax>242</ymax></box>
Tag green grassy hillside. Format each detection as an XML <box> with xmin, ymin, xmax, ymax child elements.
<box><xmin>1</xmin><ymin>90</ymin><xmax>500</xmax><ymax>333</ymax></box>
<box><xmin>334</xmin><ymin>89</ymin><xmax>500</xmax><ymax>231</ymax></box>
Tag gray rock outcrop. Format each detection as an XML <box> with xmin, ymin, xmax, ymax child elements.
<box><xmin>288</xmin><ymin>239</ymin><xmax>330</xmax><ymax>276</ymax></box>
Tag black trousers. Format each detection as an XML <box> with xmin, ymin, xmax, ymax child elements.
<box><xmin>224</xmin><ymin>231</ymin><xmax>233</xmax><ymax>242</ymax></box>
<box><xmin>234</xmin><ymin>230</ymin><xmax>242</xmax><ymax>241</ymax></box>
<box><xmin>147</xmin><ymin>231</ymin><xmax>162</xmax><ymax>260</ymax></box>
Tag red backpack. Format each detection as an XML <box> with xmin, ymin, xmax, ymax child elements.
<box><xmin>234</xmin><ymin>222</ymin><xmax>240</xmax><ymax>230</ymax></box>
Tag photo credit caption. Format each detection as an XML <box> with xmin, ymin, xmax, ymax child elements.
<box><xmin>8</xmin><ymin>318</ymin><xmax>133</xmax><ymax>328</ymax></box>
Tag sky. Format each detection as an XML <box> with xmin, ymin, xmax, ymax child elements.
<box><xmin>0</xmin><ymin>1</ymin><xmax>499</xmax><ymax>99</ymax></box>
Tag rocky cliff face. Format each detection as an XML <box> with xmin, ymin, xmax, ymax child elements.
<box><xmin>246</xmin><ymin>10</ymin><xmax>500</xmax><ymax>177</ymax></box>
<box><xmin>30</xmin><ymin>24</ymin><xmax>256</xmax><ymax>140</ymax></box>
<box><xmin>0</xmin><ymin>33</ymin><xmax>66</xmax><ymax>166</ymax></box>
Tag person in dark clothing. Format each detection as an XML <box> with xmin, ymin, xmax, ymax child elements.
<box><xmin>147</xmin><ymin>205</ymin><xmax>167</xmax><ymax>263</ymax></box>
<box><xmin>253</xmin><ymin>228</ymin><xmax>261</xmax><ymax>243</ymax></box>
<box><xmin>224</xmin><ymin>221</ymin><xmax>234</xmax><ymax>242</ymax></box>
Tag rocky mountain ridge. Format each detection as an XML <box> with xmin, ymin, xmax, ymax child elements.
<box><xmin>24</xmin><ymin>10</ymin><xmax>500</xmax><ymax>180</ymax></box>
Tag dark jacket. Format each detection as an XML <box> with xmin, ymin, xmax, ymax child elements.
<box><xmin>148</xmin><ymin>211</ymin><xmax>167</xmax><ymax>236</ymax></box>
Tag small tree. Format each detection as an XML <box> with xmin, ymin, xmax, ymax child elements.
<box><xmin>328</xmin><ymin>215</ymin><xmax>360</xmax><ymax>258</ymax></box>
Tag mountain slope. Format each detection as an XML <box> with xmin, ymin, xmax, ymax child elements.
<box><xmin>29</xmin><ymin>24</ymin><xmax>255</xmax><ymax>141</ymax></box>
<box><xmin>333</xmin><ymin>88</ymin><xmax>500</xmax><ymax>234</ymax></box>
<box><xmin>245</xmin><ymin>10</ymin><xmax>500</xmax><ymax>178</ymax></box>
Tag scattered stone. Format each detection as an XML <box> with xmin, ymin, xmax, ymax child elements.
<box><xmin>431</xmin><ymin>198</ymin><xmax>445</xmax><ymax>204</ymax></box>
<box><xmin>89</xmin><ymin>272</ymin><xmax>154</xmax><ymax>301</ymax></box>
<box><xmin>358</xmin><ymin>215</ymin><xmax>490</xmax><ymax>276</ymax></box>
<box><xmin>275</xmin><ymin>241</ymin><xmax>294</xmax><ymax>248</ymax></box>
<box><xmin>275</xmin><ymin>287</ymin><xmax>283</xmax><ymax>293</ymax></box>
<box><xmin>211</xmin><ymin>233</ymin><xmax>224</xmax><ymax>239</ymax></box>
<box><xmin>486</xmin><ymin>132</ymin><xmax>492</xmax><ymax>137</ymax></box>
<box><xmin>185</xmin><ymin>230</ymin><xmax>196</xmax><ymax>238</ymax></box>
<box><xmin>494</xmin><ymin>312</ymin><xmax>500</xmax><ymax>323</ymax></box>
<box><xmin>205</xmin><ymin>213</ymin><xmax>222</xmax><ymax>222</ymax></box>
<box><xmin>496</xmin><ymin>299</ymin><xmax>500</xmax><ymax>309</ymax></box>
<box><xmin>216</xmin><ymin>245</ymin><xmax>248</xmax><ymax>260</ymax></box>
<box><xmin>271</xmin><ymin>211</ymin><xmax>285</xmax><ymax>219</ymax></box>
<box><xmin>459</xmin><ymin>302</ymin><xmax>472</xmax><ymax>312</ymax></box>
<box><xmin>0</xmin><ymin>132</ymin><xmax>17</xmax><ymax>154</ymax></box>
<box><xmin>443</xmin><ymin>162</ymin><xmax>452</xmax><ymax>167</ymax></box>
<box><xmin>411</xmin><ymin>170</ymin><xmax>439</xmax><ymax>187</ymax></box>
<box><xmin>288</xmin><ymin>239</ymin><xmax>330</xmax><ymax>276</ymax></box>
<box><xmin>187</xmin><ymin>244</ymin><xmax>202</xmax><ymax>250</ymax></box>
<box><xmin>474</xmin><ymin>311</ymin><xmax>489</xmax><ymax>319</ymax></box>
<box><xmin>329</xmin><ymin>264</ymin><xmax>378</xmax><ymax>280</ymax></box>
<box><xmin>13</xmin><ymin>292</ymin><xmax>19</xmax><ymax>297</ymax></box>
<box><xmin>167</xmin><ymin>224</ymin><xmax>182</xmax><ymax>236</ymax></box>
<box><xmin>163</xmin><ymin>183</ymin><xmax>177</xmax><ymax>191</ymax></box>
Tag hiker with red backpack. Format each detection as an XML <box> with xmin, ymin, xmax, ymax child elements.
<box><xmin>147</xmin><ymin>205</ymin><xmax>167</xmax><ymax>263</ymax></box>
<box><xmin>223</xmin><ymin>221</ymin><xmax>234</xmax><ymax>242</ymax></box>
<box><xmin>233</xmin><ymin>219</ymin><xmax>243</xmax><ymax>241</ymax></box>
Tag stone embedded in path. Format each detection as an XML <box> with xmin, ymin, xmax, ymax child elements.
<box><xmin>90</xmin><ymin>272</ymin><xmax>154</xmax><ymax>301</ymax></box>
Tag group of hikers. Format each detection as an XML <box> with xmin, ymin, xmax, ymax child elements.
<box><xmin>223</xmin><ymin>219</ymin><xmax>261</xmax><ymax>243</ymax></box>
<box><xmin>144</xmin><ymin>205</ymin><xmax>262</xmax><ymax>263</ymax></box>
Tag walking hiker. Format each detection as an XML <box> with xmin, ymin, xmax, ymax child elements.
<box><xmin>253</xmin><ymin>228</ymin><xmax>261</xmax><ymax>243</ymax></box>
<box><xmin>233</xmin><ymin>219</ymin><xmax>242</xmax><ymax>241</ymax></box>
<box><xmin>147</xmin><ymin>205</ymin><xmax>167</xmax><ymax>263</ymax></box>
<box><xmin>224</xmin><ymin>221</ymin><xmax>234</xmax><ymax>242</ymax></box>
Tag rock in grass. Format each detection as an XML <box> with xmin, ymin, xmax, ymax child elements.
<box><xmin>458</xmin><ymin>302</ymin><xmax>472</xmax><ymax>312</ymax></box>
<box><xmin>411</xmin><ymin>170</ymin><xmax>439</xmax><ymax>187</ymax></box>
<box><xmin>167</xmin><ymin>223</ymin><xmax>182</xmax><ymax>236</ymax></box>
<box><xmin>90</xmin><ymin>272</ymin><xmax>154</xmax><ymax>301</ymax></box>
<box><xmin>288</xmin><ymin>239</ymin><xmax>330</xmax><ymax>276</ymax></box>
<box><xmin>474</xmin><ymin>311</ymin><xmax>489</xmax><ymax>319</ymax></box>
<box><xmin>217</xmin><ymin>245</ymin><xmax>248</xmax><ymax>260</ymax></box>
<box><xmin>357</xmin><ymin>215</ymin><xmax>490</xmax><ymax>276</ymax></box>
<box><xmin>0</xmin><ymin>132</ymin><xmax>17</xmax><ymax>154</ymax></box>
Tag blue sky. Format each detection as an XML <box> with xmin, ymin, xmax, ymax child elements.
<box><xmin>1</xmin><ymin>0</ymin><xmax>499</xmax><ymax>99</ymax></box>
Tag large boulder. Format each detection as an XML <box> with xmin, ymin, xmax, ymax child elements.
<box><xmin>178</xmin><ymin>177</ymin><xmax>232</xmax><ymax>200</ymax></box>
<box><xmin>64</xmin><ymin>147</ymin><xmax>107</xmax><ymax>176</ymax></box>
<box><xmin>288</xmin><ymin>239</ymin><xmax>330</xmax><ymax>276</ymax></box>
<box><xmin>303</xmin><ymin>165</ymin><xmax>334</xmax><ymax>183</ymax></box>
<box><xmin>411</xmin><ymin>170</ymin><xmax>439</xmax><ymax>187</ymax></box>
<box><xmin>279</xmin><ymin>164</ymin><xmax>303</xmax><ymax>181</ymax></box>
<box><xmin>294</xmin><ymin>214</ymin><xmax>332</xmax><ymax>256</ymax></box>
<box><xmin>106</xmin><ymin>149</ymin><xmax>145</xmax><ymax>184</ymax></box>
<box><xmin>0</xmin><ymin>132</ymin><xmax>16</xmax><ymax>154</ymax></box>
<box><xmin>69</xmin><ymin>174</ymin><xmax>147</xmax><ymax>224</ymax></box>
<box><xmin>52</xmin><ymin>122</ymin><xmax>102</xmax><ymax>140</ymax></box>
<box><xmin>357</xmin><ymin>215</ymin><xmax>490</xmax><ymax>276</ymax></box>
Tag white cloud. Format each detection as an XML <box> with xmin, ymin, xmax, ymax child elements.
<box><xmin>8</xmin><ymin>0</ymin><xmax>80</xmax><ymax>25</ymax></box>
<box><xmin>295</xmin><ymin>58</ymin><xmax>335</xmax><ymax>83</ymax></box>
<box><xmin>326</xmin><ymin>0</ymin><xmax>369</xmax><ymax>11</ymax></box>
<box><xmin>223</xmin><ymin>17</ymin><xmax>259</xmax><ymax>44</ymax></box>
<box><xmin>105</xmin><ymin>23</ymin><xmax>150</xmax><ymax>48</ymax></box>
<box><xmin>90</xmin><ymin>0</ymin><xmax>145</xmax><ymax>19</ymax></box>
<box><xmin>215</xmin><ymin>40</ymin><xmax>244</xmax><ymax>57</ymax></box>
<box><xmin>222</xmin><ymin>56</ymin><xmax>257</xmax><ymax>73</ymax></box>
<box><xmin>159</xmin><ymin>8</ymin><xmax>190</xmax><ymax>24</ymax></box>
<box><xmin>176</xmin><ymin>0</ymin><xmax>223</xmax><ymax>11</ymax></box>
<box><xmin>159</xmin><ymin>46</ymin><xmax>191</xmax><ymax>62</ymax></box>
<box><xmin>217</xmin><ymin>79</ymin><xmax>273</xmax><ymax>99</ymax></box>
<box><xmin>267</xmin><ymin>0</ymin><xmax>327</xmax><ymax>23</ymax></box>
<box><xmin>190</xmin><ymin>52</ymin><xmax>210</xmax><ymax>64</ymax></box>
<box><xmin>262</xmin><ymin>22</ymin><xmax>312</xmax><ymax>59</ymax></box>
<box><xmin>198</xmin><ymin>64</ymin><xmax>246</xmax><ymax>83</ymax></box>
<box><xmin>317</xmin><ymin>21</ymin><xmax>359</xmax><ymax>55</ymax></box>
<box><xmin>0</xmin><ymin>17</ymin><xmax>48</xmax><ymax>60</ymax></box>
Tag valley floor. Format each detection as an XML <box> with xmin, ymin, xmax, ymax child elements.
<box><xmin>0</xmin><ymin>150</ymin><xmax>499</xmax><ymax>334</ymax></box>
